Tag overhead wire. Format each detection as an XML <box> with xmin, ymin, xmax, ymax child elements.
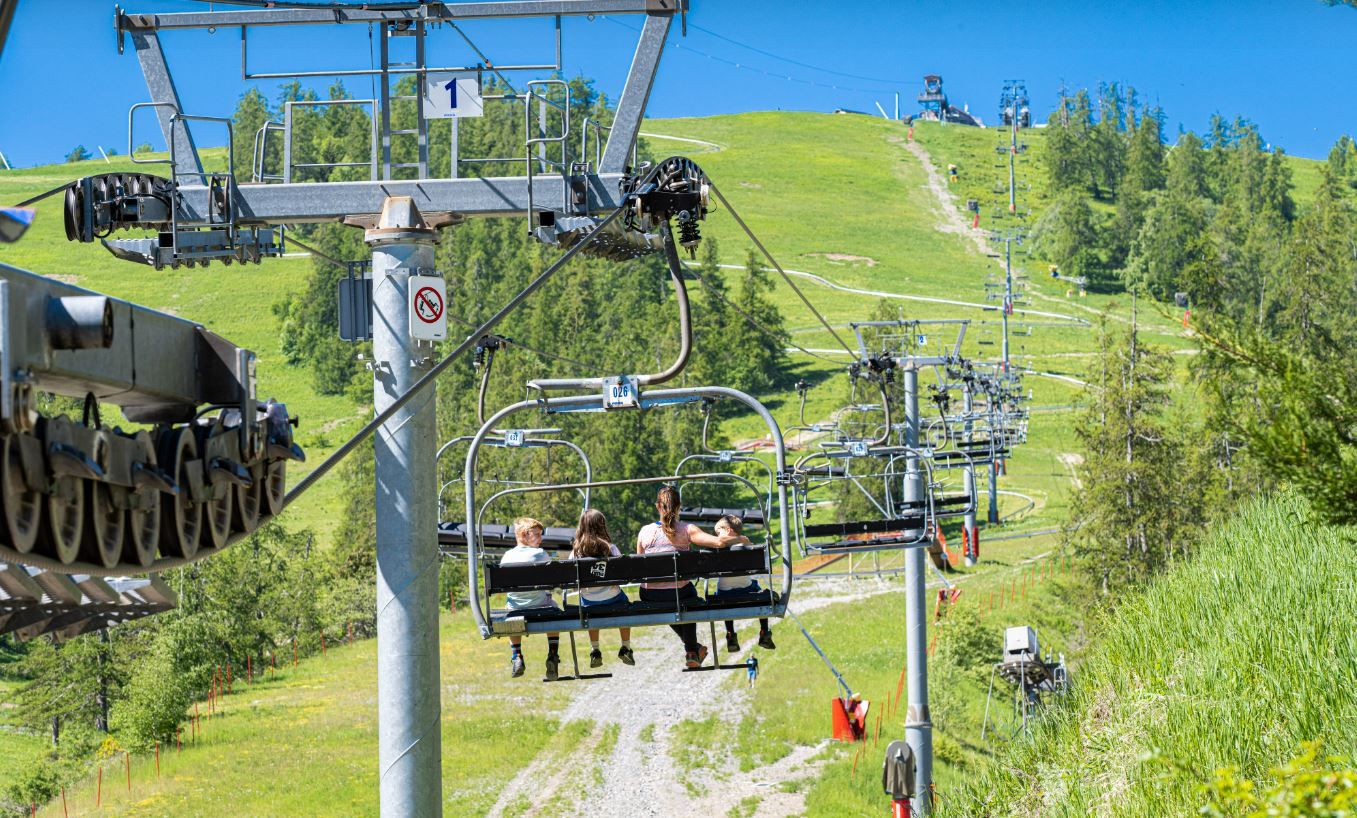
<box><xmin>708</xmin><ymin>181</ymin><xmax>860</xmax><ymax>359</ymax></box>
<box><xmin>686</xmin><ymin>22</ymin><xmax>911</xmax><ymax>87</ymax></box>
<box><xmin>10</xmin><ymin>181</ymin><xmax>74</xmax><ymax>209</ymax></box>
<box><xmin>603</xmin><ymin>17</ymin><xmax>897</xmax><ymax>96</ymax></box>
<box><xmin>281</xmin><ymin>196</ymin><xmax>632</xmax><ymax>508</ymax></box>
<box><xmin>684</xmin><ymin>263</ymin><xmax>843</xmax><ymax>364</ymax></box>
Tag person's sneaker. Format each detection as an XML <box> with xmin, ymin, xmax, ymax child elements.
<box><xmin>510</xmin><ymin>653</ymin><xmax>525</xmax><ymax>678</ymax></box>
<box><xmin>589</xmin><ymin>649</ymin><xmax>603</xmax><ymax>668</ymax></box>
<box><xmin>684</xmin><ymin>644</ymin><xmax>709</xmax><ymax>668</ymax></box>
<box><xmin>726</xmin><ymin>633</ymin><xmax>741</xmax><ymax>653</ymax></box>
<box><xmin>544</xmin><ymin>655</ymin><xmax>559</xmax><ymax>681</ymax></box>
<box><xmin>617</xmin><ymin>646</ymin><xmax>636</xmax><ymax>665</ymax></box>
<box><xmin>758</xmin><ymin>630</ymin><xmax>777</xmax><ymax>650</ymax></box>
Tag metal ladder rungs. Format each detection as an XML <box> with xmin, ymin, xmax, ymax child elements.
<box><xmin>388</xmin><ymin>129</ymin><xmax>419</xmax><ymax>135</ymax></box>
<box><xmin>389</xmin><ymin>163</ymin><xmax>423</xmax><ymax>169</ymax></box>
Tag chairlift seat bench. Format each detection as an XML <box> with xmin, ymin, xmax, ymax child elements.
<box><xmin>483</xmin><ymin>548</ymin><xmax>782</xmax><ymax>634</ymax></box>
<box><xmin>677</xmin><ymin>506</ymin><xmax>766</xmax><ymax>526</ymax></box>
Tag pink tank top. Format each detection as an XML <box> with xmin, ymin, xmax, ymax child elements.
<box><xmin>638</xmin><ymin>521</ymin><xmax>691</xmax><ymax>590</ymax></box>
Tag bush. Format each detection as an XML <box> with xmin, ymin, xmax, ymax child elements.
<box><xmin>111</xmin><ymin>642</ymin><xmax>193</xmax><ymax>749</ymax></box>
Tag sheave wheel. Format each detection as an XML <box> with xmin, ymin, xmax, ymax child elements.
<box><xmin>232</xmin><ymin>464</ymin><xmax>262</xmax><ymax>534</ymax></box>
<box><xmin>157</xmin><ymin>427</ymin><xmax>201</xmax><ymax>560</ymax></box>
<box><xmin>80</xmin><ymin>481</ymin><xmax>127</xmax><ymax>569</ymax></box>
<box><xmin>0</xmin><ymin>436</ymin><xmax>41</xmax><ymax>554</ymax></box>
<box><xmin>38</xmin><ymin>478</ymin><xmax>85</xmax><ymax>565</ymax></box>
<box><xmin>202</xmin><ymin>479</ymin><xmax>233</xmax><ymax>551</ymax></box>
<box><xmin>262</xmin><ymin>460</ymin><xmax>286</xmax><ymax>517</ymax></box>
<box><xmin>126</xmin><ymin>446</ymin><xmax>162</xmax><ymax>568</ymax></box>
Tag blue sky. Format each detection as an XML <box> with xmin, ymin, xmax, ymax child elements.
<box><xmin>1</xmin><ymin>0</ymin><xmax>1355</xmax><ymax>168</ymax></box>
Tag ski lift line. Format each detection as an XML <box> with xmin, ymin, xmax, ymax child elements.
<box><xmin>283</xmin><ymin>234</ymin><xmax>349</xmax><ymax>271</ymax></box>
<box><xmin>443</xmin><ymin>312</ymin><xmax>609</xmax><ymax>374</ymax></box>
<box><xmin>785</xmin><ymin>606</ymin><xmax>855</xmax><ymax>701</ymax></box>
<box><xmin>10</xmin><ymin>181</ymin><xmax>76</xmax><ymax>209</ymax></box>
<box><xmin>708</xmin><ymin>183</ymin><xmax>857</xmax><ymax>357</ymax></box>
<box><xmin>685</xmin><ymin>22</ymin><xmax>912</xmax><ymax>87</ymax></box>
<box><xmin>687</xmin><ymin>266</ymin><xmax>842</xmax><ymax>364</ymax></box>
<box><xmin>280</xmin><ymin>190</ymin><xmax>633</xmax><ymax>511</ymax></box>
<box><xmin>604</xmin><ymin>17</ymin><xmax>896</xmax><ymax>97</ymax></box>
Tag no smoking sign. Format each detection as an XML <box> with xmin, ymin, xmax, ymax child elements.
<box><xmin>408</xmin><ymin>275</ymin><xmax>447</xmax><ymax>341</ymax></box>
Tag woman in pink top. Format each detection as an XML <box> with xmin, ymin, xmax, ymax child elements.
<box><xmin>636</xmin><ymin>485</ymin><xmax>739</xmax><ymax>668</ymax></box>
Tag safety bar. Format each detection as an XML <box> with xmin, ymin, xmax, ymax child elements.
<box><xmin>435</xmin><ymin>434</ymin><xmax>591</xmax><ymax>521</ymax></box>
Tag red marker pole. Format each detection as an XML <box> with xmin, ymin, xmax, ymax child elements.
<box><xmin>322</xmin><ymin>632</ymin><xmax>327</xmax><ymax>656</ymax></box>
<box><xmin>293</xmin><ymin>638</ymin><xmax>298</xmax><ymax>667</ymax></box>
<box><xmin>61</xmin><ymin>786</ymin><xmax>68</xmax><ymax>817</ymax></box>
<box><xmin>891</xmin><ymin>797</ymin><xmax>911</xmax><ymax>818</ymax></box>
<box><xmin>247</xmin><ymin>655</ymin><xmax>252</xmax><ymax>684</ymax></box>
<box><xmin>125</xmin><ymin>751</ymin><xmax>131</xmax><ymax>792</ymax></box>
<box><xmin>96</xmin><ymin>766</ymin><xmax>102</xmax><ymax>806</ymax></box>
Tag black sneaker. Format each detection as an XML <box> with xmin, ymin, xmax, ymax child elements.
<box><xmin>589</xmin><ymin>649</ymin><xmax>603</xmax><ymax>668</ymax></box>
<box><xmin>617</xmin><ymin>645</ymin><xmax>635</xmax><ymax>665</ymax></box>
<box><xmin>545</xmin><ymin>655</ymin><xmax>559</xmax><ymax>681</ymax></box>
<box><xmin>685</xmin><ymin>644</ymin><xmax>708</xmax><ymax>668</ymax></box>
<box><xmin>510</xmin><ymin>653</ymin><xmax>525</xmax><ymax>678</ymax></box>
<box><xmin>726</xmin><ymin>633</ymin><xmax>741</xmax><ymax>653</ymax></box>
<box><xmin>758</xmin><ymin>631</ymin><xmax>777</xmax><ymax>650</ymax></box>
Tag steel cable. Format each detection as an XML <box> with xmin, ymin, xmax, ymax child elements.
<box><xmin>708</xmin><ymin>182</ymin><xmax>860</xmax><ymax>359</ymax></box>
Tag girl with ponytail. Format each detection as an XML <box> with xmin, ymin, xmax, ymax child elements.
<box><xmin>636</xmin><ymin>485</ymin><xmax>742</xmax><ymax>668</ymax></box>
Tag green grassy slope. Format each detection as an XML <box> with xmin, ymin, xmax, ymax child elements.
<box><xmin>33</xmin><ymin>611</ymin><xmax>578</xmax><ymax>817</ymax></box>
<box><xmin>940</xmin><ymin>492</ymin><xmax>1357</xmax><ymax>817</ymax></box>
<box><xmin>0</xmin><ymin>112</ymin><xmax>1333</xmax><ymax>816</ymax></box>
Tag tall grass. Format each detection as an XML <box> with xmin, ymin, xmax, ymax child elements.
<box><xmin>942</xmin><ymin>491</ymin><xmax>1357</xmax><ymax>816</ymax></box>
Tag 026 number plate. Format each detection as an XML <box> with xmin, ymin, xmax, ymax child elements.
<box><xmin>602</xmin><ymin>376</ymin><xmax>640</xmax><ymax>410</ymax></box>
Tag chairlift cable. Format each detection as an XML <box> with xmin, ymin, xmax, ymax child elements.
<box><xmin>785</xmin><ymin>606</ymin><xmax>855</xmax><ymax>700</ymax></box>
<box><xmin>685</xmin><ymin>265</ymin><xmax>842</xmax><ymax>364</ymax></box>
<box><xmin>686</xmin><ymin>22</ymin><xmax>912</xmax><ymax>87</ymax></box>
<box><xmin>445</xmin><ymin>312</ymin><xmax>610</xmax><ymax>374</ymax></box>
<box><xmin>10</xmin><ymin>181</ymin><xmax>75</xmax><ymax>209</ymax></box>
<box><xmin>283</xmin><ymin>234</ymin><xmax>350</xmax><ymax>270</ymax></box>
<box><xmin>708</xmin><ymin>183</ymin><xmax>858</xmax><ymax>358</ymax></box>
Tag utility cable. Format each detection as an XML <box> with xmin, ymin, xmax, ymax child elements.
<box><xmin>686</xmin><ymin>22</ymin><xmax>911</xmax><ymax>87</ymax></box>
<box><xmin>604</xmin><ymin>18</ymin><xmax>897</xmax><ymax>96</ymax></box>
<box><xmin>785</xmin><ymin>606</ymin><xmax>855</xmax><ymax>700</ymax></box>
<box><xmin>708</xmin><ymin>182</ymin><xmax>859</xmax><ymax>358</ymax></box>
<box><xmin>281</xmin><ymin>198</ymin><xmax>630</xmax><ymax>509</ymax></box>
<box><xmin>283</xmin><ymin>233</ymin><xmax>350</xmax><ymax>270</ymax></box>
<box><xmin>10</xmin><ymin>181</ymin><xmax>74</xmax><ymax>209</ymax></box>
<box><xmin>684</xmin><ymin>264</ymin><xmax>842</xmax><ymax>364</ymax></box>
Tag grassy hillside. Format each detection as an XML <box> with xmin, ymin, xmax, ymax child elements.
<box><xmin>0</xmin><ymin>111</ymin><xmax>1334</xmax><ymax>816</ymax></box>
<box><xmin>940</xmin><ymin>492</ymin><xmax>1357</xmax><ymax>817</ymax></box>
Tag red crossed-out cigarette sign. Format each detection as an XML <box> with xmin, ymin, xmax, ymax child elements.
<box><xmin>408</xmin><ymin>275</ymin><xmax>447</xmax><ymax>341</ymax></box>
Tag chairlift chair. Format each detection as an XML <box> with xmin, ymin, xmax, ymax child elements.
<box><xmin>464</xmin><ymin>387</ymin><xmax>793</xmax><ymax>649</ymax></box>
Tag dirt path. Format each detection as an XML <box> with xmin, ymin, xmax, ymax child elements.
<box><xmin>485</xmin><ymin>579</ymin><xmax>901</xmax><ymax>817</ymax></box>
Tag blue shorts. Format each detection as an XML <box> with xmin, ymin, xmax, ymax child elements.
<box><xmin>580</xmin><ymin>591</ymin><xmax>630</xmax><ymax>608</ymax></box>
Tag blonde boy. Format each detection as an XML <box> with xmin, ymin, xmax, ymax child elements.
<box><xmin>501</xmin><ymin>517</ymin><xmax>561</xmax><ymax>679</ymax></box>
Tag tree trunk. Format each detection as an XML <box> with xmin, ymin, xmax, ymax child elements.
<box><xmin>95</xmin><ymin>629</ymin><xmax>110</xmax><ymax>733</ymax></box>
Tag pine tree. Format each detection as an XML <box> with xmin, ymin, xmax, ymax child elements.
<box><xmin>1068</xmin><ymin>309</ymin><xmax>1194</xmax><ymax>595</ymax></box>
